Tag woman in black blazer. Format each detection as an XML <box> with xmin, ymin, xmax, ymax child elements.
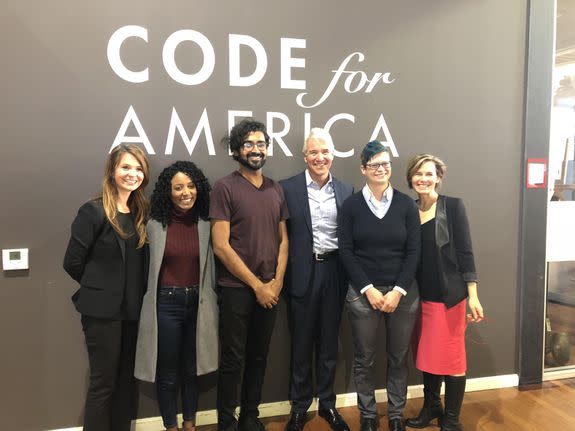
<box><xmin>405</xmin><ymin>154</ymin><xmax>484</xmax><ymax>431</ymax></box>
<box><xmin>63</xmin><ymin>144</ymin><xmax>150</xmax><ymax>431</ymax></box>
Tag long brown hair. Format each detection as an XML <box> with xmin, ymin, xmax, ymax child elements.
<box><xmin>101</xmin><ymin>144</ymin><xmax>149</xmax><ymax>248</ymax></box>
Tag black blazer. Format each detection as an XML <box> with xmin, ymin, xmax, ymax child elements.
<box><xmin>430</xmin><ymin>195</ymin><xmax>478</xmax><ymax>308</ymax></box>
<box><xmin>280</xmin><ymin>171</ymin><xmax>353</xmax><ymax>298</ymax></box>
<box><xmin>63</xmin><ymin>199</ymin><xmax>148</xmax><ymax>318</ymax></box>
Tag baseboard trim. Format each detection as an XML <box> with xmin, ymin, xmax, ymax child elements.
<box><xmin>543</xmin><ymin>368</ymin><xmax>575</xmax><ymax>381</ymax></box>
<box><xmin>51</xmin><ymin>373</ymin><xmax>519</xmax><ymax>431</ymax></box>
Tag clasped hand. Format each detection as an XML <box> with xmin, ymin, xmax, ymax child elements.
<box><xmin>254</xmin><ymin>279</ymin><xmax>281</xmax><ymax>309</ymax></box>
<box><xmin>365</xmin><ymin>287</ymin><xmax>402</xmax><ymax>313</ymax></box>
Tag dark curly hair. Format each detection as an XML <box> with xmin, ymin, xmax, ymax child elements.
<box><xmin>223</xmin><ymin>118</ymin><xmax>270</xmax><ymax>161</ymax></box>
<box><xmin>149</xmin><ymin>161</ymin><xmax>211</xmax><ymax>226</ymax></box>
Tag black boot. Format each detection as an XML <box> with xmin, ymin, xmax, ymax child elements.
<box><xmin>441</xmin><ymin>375</ymin><xmax>466</xmax><ymax>431</ymax></box>
<box><xmin>406</xmin><ymin>372</ymin><xmax>444</xmax><ymax>428</ymax></box>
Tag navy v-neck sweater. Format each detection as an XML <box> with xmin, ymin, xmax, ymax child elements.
<box><xmin>338</xmin><ymin>189</ymin><xmax>421</xmax><ymax>293</ymax></box>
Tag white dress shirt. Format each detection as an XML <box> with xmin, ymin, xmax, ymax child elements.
<box><xmin>306</xmin><ymin>170</ymin><xmax>338</xmax><ymax>253</ymax></box>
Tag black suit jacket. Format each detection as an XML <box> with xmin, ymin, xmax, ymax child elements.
<box><xmin>280</xmin><ymin>171</ymin><xmax>354</xmax><ymax>298</ymax></box>
<box><xmin>63</xmin><ymin>199</ymin><xmax>148</xmax><ymax>318</ymax></box>
<box><xmin>430</xmin><ymin>195</ymin><xmax>478</xmax><ymax>308</ymax></box>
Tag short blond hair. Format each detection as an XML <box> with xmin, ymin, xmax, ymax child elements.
<box><xmin>406</xmin><ymin>154</ymin><xmax>446</xmax><ymax>189</ymax></box>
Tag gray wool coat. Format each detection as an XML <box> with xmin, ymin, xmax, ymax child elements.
<box><xmin>134</xmin><ymin>218</ymin><xmax>219</xmax><ymax>382</ymax></box>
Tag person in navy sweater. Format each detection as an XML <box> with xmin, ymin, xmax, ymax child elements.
<box><xmin>339</xmin><ymin>141</ymin><xmax>421</xmax><ymax>431</ymax></box>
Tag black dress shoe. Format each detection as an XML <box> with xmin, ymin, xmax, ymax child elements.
<box><xmin>388</xmin><ymin>418</ymin><xmax>406</xmax><ymax>431</ymax></box>
<box><xmin>359</xmin><ymin>417</ymin><xmax>379</xmax><ymax>431</ymax></box>
<box><xmin>318</xmin><ymin>408</ymin><xmax>350</xmax><ymax>431</ymax></box>
<box><xmin>285</xmin><ymin>412</ymin><xmax>307</xmax><ymax>431</ymax></box>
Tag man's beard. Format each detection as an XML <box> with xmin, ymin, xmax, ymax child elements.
<box><xmin>238</xmin><ymin>152</ymin><xmax>266</xmax><ymax>171</ymax></box>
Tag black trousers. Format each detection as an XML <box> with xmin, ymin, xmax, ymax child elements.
<box><xmin>81</xmin><ymin>316</ymin><xmax>138</xmax><ymax>431</ymax></box>
<box><xmin>217</xmin><ymin>285</ymin><xmax>278</xmax><ymax>429</ymax></box>
<box><xmin>288</xmin><ymin>256</ymin><xmax>346</xmax><ymax>412</ymax></box>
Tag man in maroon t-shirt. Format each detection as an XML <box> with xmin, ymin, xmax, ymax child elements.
<box><xmin>210</xmin><ymin>118</ymin><xmax>289</xmax><ymax>431</ymax></box>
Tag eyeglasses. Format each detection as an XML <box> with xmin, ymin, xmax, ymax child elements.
<box><xmin>365</xmin><ymin>161</ymin><xmax>392</xmax><ymax>170</ymax></box>
<box><xmin>242</xmin><ymin>141</ymin><xmax>267</xmax><ymax>150</ymax></box>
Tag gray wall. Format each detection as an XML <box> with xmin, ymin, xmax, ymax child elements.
<box><xmin>0</xmin><ymin>1</ymin><xmax>527</xmax><ymax>429</ymax></box>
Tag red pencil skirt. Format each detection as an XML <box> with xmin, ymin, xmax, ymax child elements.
<box><xmin>414</xmin><ymin>299</ymin><xmax>467</xmax><ymax>375</ymax></box>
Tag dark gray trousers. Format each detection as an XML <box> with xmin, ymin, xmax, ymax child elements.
<box><xmin>346</xmin><ymin>286</ymin><xmax>419</xmax><ymax>420</ymax></box>
<box><xmin>288</xmin><ymin>256</ymin><xmax>346</xmax><ymax>412</ymax></box>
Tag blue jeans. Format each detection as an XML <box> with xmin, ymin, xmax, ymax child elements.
<box><xmin>156</xmin><ymin>285</ymin><xmax>199</xmax><ymax>428</ymax></box>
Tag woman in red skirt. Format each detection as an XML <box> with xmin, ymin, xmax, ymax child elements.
<box><xmin>405</xmin><ymin>154</ymin><xmax>484</xmax><ymax>431</ymax></box>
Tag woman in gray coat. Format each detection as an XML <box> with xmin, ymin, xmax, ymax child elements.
<box><xmin>135</xmin><ymin>161</ymin><xmax>218</xmax><ymax>431</ymax></box>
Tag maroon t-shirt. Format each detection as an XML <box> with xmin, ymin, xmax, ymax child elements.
<box><xmin>209</xmin><ymin>171</ymin><xmax>289</xmax><ymax>288</ymax></box>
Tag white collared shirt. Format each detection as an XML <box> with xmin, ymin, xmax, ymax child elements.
<box><xmin>306</xmin><ymin>170</ymin><xmax>338</xmax><ymax>253</ymax></box>
<box><xmin>362</xmin><ymin>183</ymin><xmax>393</xmax><ymax>219</ymax></box>
<box><xmin>359</xmin><ymin>183</ymin><xmax>406</xmax><ymax>297</ymax></box>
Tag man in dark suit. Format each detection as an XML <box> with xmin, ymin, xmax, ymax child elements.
<box><xmin>280</xmin><ymin>128</ymin><xmax>353</xmax><ymax>431</ymax></box>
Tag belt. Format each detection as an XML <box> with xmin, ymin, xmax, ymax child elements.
<box><xmin>313</xmin><ymin>250</ymin><xmax>338</xmax><ymax>261</ymax></box>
